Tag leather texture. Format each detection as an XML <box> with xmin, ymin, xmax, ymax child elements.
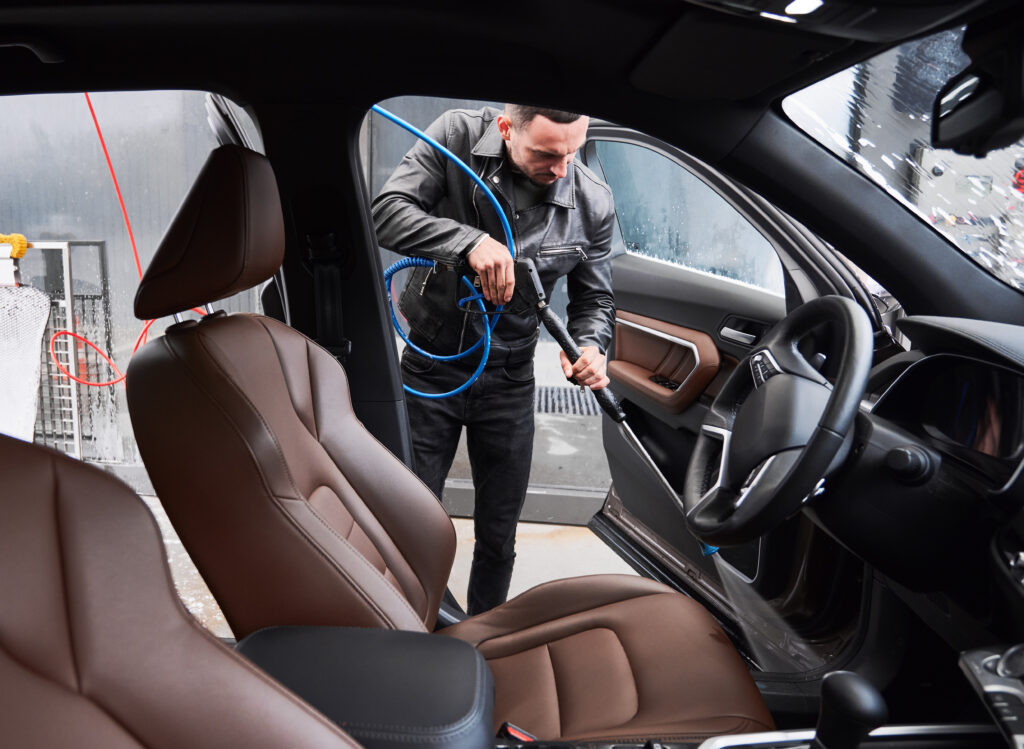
<box><xmin>609</xmin><ymin>310</ymin><xmax>720</xmax><ymax>414</ymax></box>
<box><xmin>134</xmin><ymin>144</ymin><xmax>285</xmax><ymax>320</ymax></box>
<box><xmin>127</xmin><ymin>312</ymin><xmax>456</xmax><ymax>637</ymax></box>
<box><xmin>237</xmin><ymin>626</ymin><xmax>494</xmax><ymax>749</ymax></box>
<box><xmin>126</xmin><ymin>143</ymin><xmax>773</xmax><ymax>745</ymax></box>
<box><xmin>442</xmin><ymin>575</ymin><xmax>774</xmax><ymax>743</ymax></box>
<box><xmin>0</xmin><ymin>434</ymin><xmax>358</xmax><ymax>749</ymax></box>
<box><xmin>372</xmin><ymin>107</ymin><xmax>616</xmax><ymax>357</ymax></box>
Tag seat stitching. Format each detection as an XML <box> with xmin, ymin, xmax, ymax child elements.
<box><xmin>539</xmin><ymin>629</ymin><xmax>635</xmax><ymax>738</ymax></box>
<box><xmin>468</xmin><ymin>589</ymin><xmax>671</xmax><ymax>650</ymax></box>
<box><xmin>267</xmin><ymin>319</ymin><xmax>433</xmax><ymax>617</ymax></box>
<box><xmin>303</xmin><ymin>338</ymin><xmax>320</xmax><ymax>441</ymax></box>
<box><xmin>279</xmin><ymin>497</ymin><xmax>405</xmax><ymax>628</ymax></box>
<box><xmin>47</xmin><ymin>458</ymin><xmax>160</xmax><ymax>749</ymax></box>
<box><xmin>337</xmin><ymin>503</ymin><xmax>359</xmax><ymax>540</ymax></box>
<box><xmin>0</xmin><ymin>643</ymin><xmax>149</xmax><ymax>747</ymax></box>
<box><xmin>560</xmin><ymin>715</ymin><xmax>777</xmax><ymax>744</ymax></box>
<box><xmin>544</xmin><ymin>643</ymin><xmax>563</xmax><ymax>738</ymax></box>
<box><xmin>197</xmin><ymin>325</ymin><xmax>415</xmax><ymax>626</ymax></box>
<box><xmin>612</xmin><ymin>628</ymin><xmax>642</xmax><ymax>725</ymax></box>
<box><xmin>50</xmin><ymin>455</ymin><xmax>80</xmax><ymax>693</ymax></box>
<box><xmin>159</xmin><ymin>330</ymin><xmax>407</xmax><ymax>629</ymax></box>
<box><xmin>256</xmin><ymin>325</ymin><xmax>423</xmax><ymax>622</ymax></box>
<box><xmin>188</xmin><ymin>325</ymin><xmax>305</xmax><ymax>501</ymax></box>
<box><xmin>553</xmin><ymin>629</ymin><xmax>770</xmax><ymax>742</ymax></box>
<box><xmin>298</xmin><ymin>497</ymin><xmax>424</xmax><ymax>626</ymax></box>
<box><xmin>259</xmin><ymin>317</ymin><xmax>319</xmax><ymax>443</ymax></box>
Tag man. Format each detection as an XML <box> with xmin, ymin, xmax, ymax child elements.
<box><xmin>372</xmin><ymin>103</ymin><xmax>616</xmax><ymax>614</ymax></box>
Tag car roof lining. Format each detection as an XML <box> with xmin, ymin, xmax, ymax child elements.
<box><xmin>2</xmin><ymin>0</ymin><xmax>1022</xmax><ymax>326</ymax></box>
<box><xmin>0</xmin><ymin>1</ymin><xmax>998</xmax><ymax>167</ymax></box>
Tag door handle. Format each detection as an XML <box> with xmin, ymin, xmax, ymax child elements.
<box><xmin>720</xmin><ymin>326</ymin><xmax>757</xmax><ymax>346</ymax></box>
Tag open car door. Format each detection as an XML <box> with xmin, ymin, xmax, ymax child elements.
<box><xmin>580</xmin><ymin>125</ymin><xmax>890</xmax><ymax>674</ymax></box>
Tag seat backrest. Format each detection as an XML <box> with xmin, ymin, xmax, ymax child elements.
<box><xmin>126</xmin><ymin>145</ymin><xmax>456</xmax><ymax>639</ymax></box>
<box><xmin>0</xmin><ymin>433</ymin><xmax>359</xmax><ymax>748</ymax></box>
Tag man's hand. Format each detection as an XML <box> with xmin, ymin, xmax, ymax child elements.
<box><xmin>467</xmin><ymin>237</ymin><xmax>515</xmax><ymax>305</ymax></box>
<box><xmin>560</xmin><ymin>346</ymin><xmax>609</xmax><ymax>390</ymax></box>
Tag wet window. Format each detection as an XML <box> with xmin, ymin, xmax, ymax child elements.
<box><xmin>783</xmin><ymin>28</ymin><xmax>1024</xmax><ymax>293</ymax></box>
<box><xmin>593</xmin><ymin>140</ymin><xmax>784</xmax><ymax>294</ymax></box>
<box><xmin>0</xmin><ymin>91</ymin><xmax>262</xmax><ymax>464</ymax></box>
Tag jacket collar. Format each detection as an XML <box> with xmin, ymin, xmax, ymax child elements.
<box><xmin>471</xmin><ymin>120</ymin><xmax>576</xmax><ymax>209</ymax></box>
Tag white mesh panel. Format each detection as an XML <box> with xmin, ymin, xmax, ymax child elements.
<box><xmin>0</xmin><ymin>285</ymin><xmax>51</xmax><ymax>442</ymax></box>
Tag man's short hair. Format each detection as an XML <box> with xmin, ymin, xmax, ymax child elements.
<box><xmin>504</xmin><ymin>104</ymin><xmax>583</xmax><ymax>128</ymax></box>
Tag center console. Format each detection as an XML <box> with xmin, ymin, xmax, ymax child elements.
<box><xmin>238</xmin><ymin>627</ymin><xmax>1009</xmax><ymax>749</ymax></box>
<box><xmin>236</xmin><ymin>626</ymin><xmax>494</xmax><ymax>749</ymax></box>
<box><xmin>960</xmin><ymin>646</ymin><xmax>1024</xmax><ymax>749</ymax></box>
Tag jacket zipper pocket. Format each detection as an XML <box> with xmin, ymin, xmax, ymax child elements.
<box><xmin>538</xmin><ymin>246</ymin><xmax>587</xmax><ymax>260</ymax></box>
<box><xmin>457</xmin><ymin>310</ymin><xmax>469</xmax><ymax>353</ymax></box>
<box><xmin>418</xmin><ymin>262</ymin><xmax>437</xmax><ymax>295</ymax></box>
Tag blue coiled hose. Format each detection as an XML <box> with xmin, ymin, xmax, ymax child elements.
<box><xmin>383</xmin><ymin>258</ymin><xmax>493</xmax><ymax>399</ymax></box>
<box><xmin>373</xmin><ymin>104</ymin><xmax>516</xmax><ymax>399</ymax></box>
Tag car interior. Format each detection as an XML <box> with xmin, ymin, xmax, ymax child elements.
<box><xmin>2</xmin><ymin>1</ymin><xmax>1024</xmax><ymax>749</ymax></box>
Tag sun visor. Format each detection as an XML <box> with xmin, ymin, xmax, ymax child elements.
<box><xmin>630</xmin><ymin>13</ymin><xmax>848</xmax><ymax>101</ymax></box>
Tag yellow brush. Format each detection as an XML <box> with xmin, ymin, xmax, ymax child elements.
<box><xmin>0</xmin><ymin>233</ymin><xmax>30</xmax><ymax>259</ymax></box>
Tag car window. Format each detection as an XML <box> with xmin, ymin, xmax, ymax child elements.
<box><xmin>0</xmin><ymin>90</ymin><xmax>262</xmax><ymax>464</ymax></box>
<box><xmin>1</xmin><ymin>90</ymin><xmax>260</xmax><ymax>638</ymax></box>
<box><xmin>591</xmin><ymin>139</ymin><xmax>785</xmax><ymax>295</ymax></box>
<box><xmin>783</xmin><ymin>27</ymin><xmax>1024</xmax><ymax>293</ymax></box>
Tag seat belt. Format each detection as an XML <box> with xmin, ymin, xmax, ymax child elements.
<box><xmin>306</xmin><ymin>232</ymin><xmax>352</xmax><ymax>362</ymax></box>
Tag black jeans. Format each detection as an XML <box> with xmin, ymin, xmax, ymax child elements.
<box><xmin>401</xmin><ymin>347</ymin><xmax>535</xmax><ymax>615</ymax></box>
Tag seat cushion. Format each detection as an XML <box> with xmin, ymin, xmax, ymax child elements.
<box><xmin>442</xmin><ymin>575</ymin><xmax>773</xmax><ymax>743</ymax></box>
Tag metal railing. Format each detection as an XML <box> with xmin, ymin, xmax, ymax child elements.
<box><xmin>25</xmin><ymin>240</ymin><xmax>116</xmax><ymax>461</ymax></box>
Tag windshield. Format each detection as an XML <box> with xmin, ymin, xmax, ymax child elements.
<box><xmin>783</xmin><ymin>27</ymin><xmax>1024</xmax><ymax>293</ymax></box>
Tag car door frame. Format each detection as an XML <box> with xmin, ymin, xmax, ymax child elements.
<box><xmin>580</xmin><ymin>123</ymin><xmax>889</xmax><ymax>673</ymax></box>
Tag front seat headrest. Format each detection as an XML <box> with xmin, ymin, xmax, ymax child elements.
<box><xmin>134</xmin><ymin>144</ymin><xmax>284</xmax><ymax>320</ymax></box>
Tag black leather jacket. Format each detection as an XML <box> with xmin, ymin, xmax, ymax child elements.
<box><xmin>372</xmin><ymin>107</ymin><xmax>616</xmax><ymax>365</ymax></box>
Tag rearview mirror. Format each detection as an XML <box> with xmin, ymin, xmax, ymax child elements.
<box><xmin>931</xmin><ymin>17</ymin><xmax>1024</xmax><ymax>157</ymax></box>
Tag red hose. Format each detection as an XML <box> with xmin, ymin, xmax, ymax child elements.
<box><xmin>47</xmin><ymin>93</ymin><xmax>205</xmax><ymax>387</ymax></box>
<box><xmin>85</xmin><ymin>92</ymin><xmax>143</xmax><ymax>280</ymax></box>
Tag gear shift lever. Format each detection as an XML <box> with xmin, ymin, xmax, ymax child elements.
<box><xmin>811</xmin><ymin>671</ymin><xmax>888</xmax><ymax>749</ymax></box>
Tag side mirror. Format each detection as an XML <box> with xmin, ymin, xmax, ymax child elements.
<box><xmin>932</xmin><ymin>18</ymin><xmax>1024</xmax><ymax>157</ymax></box>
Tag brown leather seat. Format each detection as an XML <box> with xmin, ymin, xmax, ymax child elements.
<box><xmin>0</xmin><ymin>433</ymin><xmax>358</xmax><ymax>748</ymax></box>
<box><xmin>126</xmin><ymin>144</ymin><xmax>774</xmax><ymax>743</ymax></box>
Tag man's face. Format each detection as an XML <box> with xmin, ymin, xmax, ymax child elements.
<box><xmin>497</xmin><ymin>114</ymin><xmax>589</xmax><ymax>186</ymax></box>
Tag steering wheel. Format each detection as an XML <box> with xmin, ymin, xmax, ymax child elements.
<box><xmin>683</xmin><ymin>296</ymin><xmax>873</xmax><ymax>547</ymax></box>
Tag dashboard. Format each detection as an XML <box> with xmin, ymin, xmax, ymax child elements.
<box><xmin>806</xmin><ymin>315</ymin><xmax>1024</xmax><ymax>643</ymax></box>
<box><xmin>873</xmin><ymin>354</ymin><xmax>1024</xmax><ymax>492</ymax></box>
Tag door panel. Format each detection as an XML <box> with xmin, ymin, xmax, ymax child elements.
<box><xmin>610</xmin><ymin>310</ymin><xmax>720</xmax><ymax>414</ymax></box>
<box><xmin>603</xmin><ymin>254</ymin><xmax>789</xmax><ymax>594</ymax></box>
<box><xmin>585</xmin><ymin>134</ymin><xmax>802</xmax><ymax>629</ymax></box>
<box><xmin>612</xmin><ymin>253</ymin><xmax>785</xmax><ymax>359</ymax></box>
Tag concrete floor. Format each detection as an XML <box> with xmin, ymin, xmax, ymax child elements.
<box><xmin>445</xmin><ymin>518</ymin><xmax>635</xmax><ymax>612</ymax></box>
